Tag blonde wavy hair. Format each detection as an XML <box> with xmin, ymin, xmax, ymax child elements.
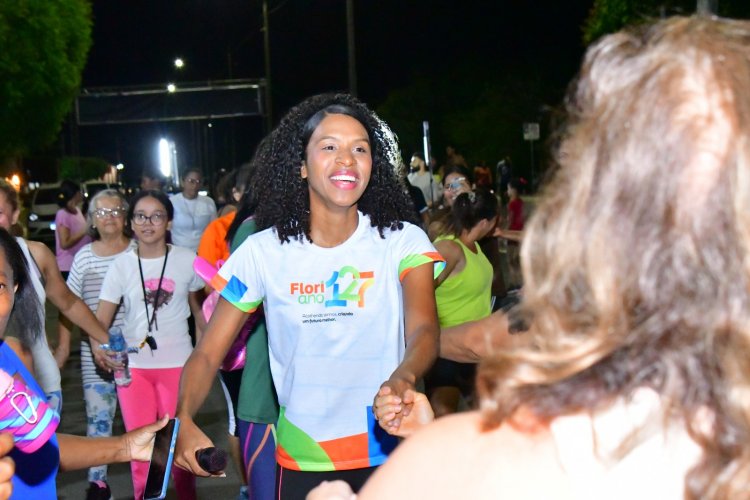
<box><xmin>477</xmin><ymin>16</ymin><xmax>750</xmax><ymax>499</ymax></box>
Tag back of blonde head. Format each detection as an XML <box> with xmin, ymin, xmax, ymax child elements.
<box><xmin>477</xmin><ymin>16</ymin><xmax>750</xmax><ymax>498</ymax></box>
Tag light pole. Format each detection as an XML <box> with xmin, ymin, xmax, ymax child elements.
<box><xmin>262</xmin><ymin>0</ymin><xmax>273</xmax><ymax>131</ymax></box>
<box><xmin>697</xmin><ymin>0</ymin><xmax>717</xmax><ymax>14</ymax></box>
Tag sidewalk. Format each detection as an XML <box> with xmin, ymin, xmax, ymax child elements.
<box><xmin>50</xmin><ymin>304</ymin><xmax>243</xmax><ymax>499</ymax></box>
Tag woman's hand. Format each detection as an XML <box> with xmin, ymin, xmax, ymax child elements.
<box><xmin>122</xmin><ymin>415</ymin><xmax>169</xmax><ymax>462</ymax></box>
<box><xmin>306</xmin><ymin>480</ymin><xmax>356</xmax><ymax>500</ymax></box>
<box><xmin>90</xmin><ymin>339</ymin><xmax>123</xmax><ymax>372</ymax></box>
<box><xmin>173</xmin><ymin>416</ymin><xmax>221</xmax><ymax>477</ymax></box>
<box><xmin>373</xmin><ymin>387</ymin><xmax>434</xmax><ymax>437</ymax></box>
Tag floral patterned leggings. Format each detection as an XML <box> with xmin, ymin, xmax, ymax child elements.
<box><xmin>83</xmin><ymin>380</ymin><xmax>118</xmax><ymax>482</ymax></box>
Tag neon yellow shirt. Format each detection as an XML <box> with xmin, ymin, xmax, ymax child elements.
<box><xmin>434</xmin><ymin>235</ymin><xmax>493</xmax><ymax>327</ymax></box>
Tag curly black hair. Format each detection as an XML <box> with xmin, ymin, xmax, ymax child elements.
<box><xmin>250</xmin><ymin>93</ymin><xmax>417</xmax><ymax>244</ymax></box>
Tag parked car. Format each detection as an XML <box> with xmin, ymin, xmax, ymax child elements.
<box><xmin>82</xmin><ymin>180</ymin><xmax>121</xmax><ymax>200</ymax></box>
<box><xmin>27</xmin><ymin>183</ymin><xmax>61</xmax><ymax>242</ymax></box>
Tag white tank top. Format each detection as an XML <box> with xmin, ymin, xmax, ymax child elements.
<box><xmin>16</xmin><ymin>237</ymin><xmax>60</xmax><ymax>394</ymax></box>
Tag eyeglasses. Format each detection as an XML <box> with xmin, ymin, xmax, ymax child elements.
<box><xmin>132</xmin><ymin>212</ymin><xmax>167</xmax><ymax>226</ymax></box>
<box><xmin>94</xmin><ymin>208</ymin><xmax>125</xmax><ymax>219</ymax></box>
<box><xmin>445</xmin><ymin>177</ymin><xmax>467</xmax><ymax>191</ymax></box>
<box><xmin>184</xmin><ymin>178</ymin><xmax>202</xmax><ymax>185</ymax></box>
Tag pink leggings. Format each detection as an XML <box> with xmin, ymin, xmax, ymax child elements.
<box><xmin>117</xmin><ymin>367</ymin><xmax>196</xmax><ymax>500</ymax></box>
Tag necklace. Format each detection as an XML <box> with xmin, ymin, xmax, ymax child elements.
<box><xmin>136</xmin><ymin>244</ymin><xmax>169</xmax><ymax>351</ymax></box>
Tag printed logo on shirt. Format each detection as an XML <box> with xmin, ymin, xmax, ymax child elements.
<box><xmin>289</xmin><ymin>265</ymin><xmax>374</xmax><ymax>308</ymax></box>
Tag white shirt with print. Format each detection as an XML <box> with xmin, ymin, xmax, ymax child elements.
<box><xmin>216</xmin><ymin>212</ymin><xmax>443</xmax><ymax>472</ymax></box>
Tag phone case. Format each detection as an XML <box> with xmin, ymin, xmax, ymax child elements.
<box><xmin>144</xmin><ymin>418</ymin><xmax>180</xmax><ymax>500</ymax></box>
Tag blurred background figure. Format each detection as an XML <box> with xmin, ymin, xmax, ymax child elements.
<box><xmin>426</xmin><ymin>189</ymin><xmax>498</xmax><ymax>416</ymax></box>
<box><xmin>444</xmin><ymin>145</ymin><xmax>467</xmax><ymax>169</ymax></box>
<box><xmin>408</xmin><ymin>152</ymin><xmax>443</xmax><ymax>209</ymax></box>
<box><xmin>472</xmin><ymin>160</ymin><xmax>492</xmax><ymax>189</ymax></box>
<box><xmin>59</xmin><ymin>189</ymin><xmax>134</xmax><ymax>500</ymax></box>
<box><xmin>496</xmin><ymin>156</ymin><xmax>513</xmax><ymax>203</ymax></box>
<box><xmin>505</xmin><ymin>179</ymin><xmax>524</xmax><ymax>290</ymax></box>
<box><xmin>170</xmin><ymin>168</ymin><xmax>217</xmax><ymax>252</ymax></box>
<box><xmin>405</xmin><ymin>177</ymin><xmax>430</xmax><ymax>230</ymax></box>
<box><xmin>139</xmin><ymin>169</ymin><xmax>165</xmax><ymax>192</ymax></box>
<box><xmin>55</xmin><ymin>179</ymin><xmax>91</xmax><ymax>279</ymax></box>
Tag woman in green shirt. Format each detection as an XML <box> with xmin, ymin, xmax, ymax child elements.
<box><xmin>428</xmin><ymin>189</ymin><xmax>498</xmax><ymax>416</ymax></box>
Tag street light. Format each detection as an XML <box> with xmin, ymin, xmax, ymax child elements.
<box><xmin>158</xmin><ymin>138</ymin><xmax>178</xmax><ymax>187</ymax></box>
<box><xmin>166</xmin><ymin>83</ymin><xmax>176</xmax><ymax>93</ymax></box>
<box><xmin>174</xmin><ymin>58</ymin><xmax>184</xmax><ymax>69</ymax></box>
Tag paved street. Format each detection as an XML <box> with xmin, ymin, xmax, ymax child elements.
<box><xmin>49</xmin><ymin>304</ymin><xmax>243</xmax><ymax>500</ymax></box>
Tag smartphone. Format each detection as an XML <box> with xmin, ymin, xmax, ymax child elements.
<box><xmin>144</xmin><ymin>418</ymin><xmax>180</xmax><ymax>500</ymax></box>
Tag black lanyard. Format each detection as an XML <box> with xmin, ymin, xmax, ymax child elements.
<box><xmin>137</xmin><ymin>245</ymin><xmax>169</xmax><ymax>350</ymax></box>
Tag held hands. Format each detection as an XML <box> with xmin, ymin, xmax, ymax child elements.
<box><xmin>173</xmin><ymin>417</ymin><xmax>224</xmax><ymax>477</ymax></box>
<box><xmin>123</xmin><ymin>415</ymin><xmax>170</xmax><ymax>462</ymax></box>
<box><xmin>373</xmin><ymin>383</ymin><xmax>435</xmax><ymax>437</ymax></box>
<box><xmin>91</xmin><ymin>339</ymin><xmax>121</xmax><ymax>372</ymax></box>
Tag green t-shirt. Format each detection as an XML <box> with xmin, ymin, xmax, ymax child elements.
<box><xmin>231</xmin><ymin>218</ymin><xmax>279</xmax><ymax>423</ymax></box>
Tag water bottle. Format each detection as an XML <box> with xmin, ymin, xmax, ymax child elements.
<box><xmin>108</xmin><ymin>326</ymin><xmax>132</xmax><ymax>387</ymax></box>
<box><xmin>0</xmin><ymin>369</ymin><xmax>60</xmax><ymax>453</ymax></box>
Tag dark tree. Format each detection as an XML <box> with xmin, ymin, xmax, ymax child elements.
<box><xmin>583</xmin><ymin>0</ymin><xmax>750</xmax><ymax>44</ymax></box>
<box><xmin>0</xmin><ymin>1</ymin><xmax>92</xmax><ymax>167</ymax></box>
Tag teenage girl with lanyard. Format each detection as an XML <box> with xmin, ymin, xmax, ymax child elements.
<box><xmin>174</xmin><ymin>93</ymin><xmax>444</xmax><ymax>499</ymax></box>
<box><xmin>96</xmin><ymin>190</ymin><xmax>206</xmax><ymax>500</ymax></box>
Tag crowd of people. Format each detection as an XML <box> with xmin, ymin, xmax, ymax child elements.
<box><xmin>1</xmin><ymin>13</ymin><xmax>748</xmax><ymax>500</ymax></box>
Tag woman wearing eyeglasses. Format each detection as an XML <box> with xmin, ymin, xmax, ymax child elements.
<box><xmin>57</xmin><ymin>189</ymin><xmax>135</xmax><ymax>498</ymax></box>
<box><xmin>96</xmin><ymin>190</ymin><xmax>206</xmax><ymax>500</ymax></box>
<box><xmin>170</xmin><ymin>168</ymin><xmax>217</xmax><ymax>252</ymax></box>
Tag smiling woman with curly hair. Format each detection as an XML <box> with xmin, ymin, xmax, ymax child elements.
<box><xmin>175</xmin><ymin>93</ymin><xmax>444</xmax><ymax>499</ymax></box>
<box><xmin>252</xmin><ymin>92</ymin><xmax>419</xmax><ymax>242</ymax></box>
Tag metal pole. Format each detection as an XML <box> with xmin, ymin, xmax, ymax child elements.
<box><xmin>697</xmin><ymin>0</ymin><xmax>718</xmax><ymax>14</ymax></box>
<box><xmin>346</xmin><ymin>0</ymin><xmax>357</xmax><ymax>96</ymax></box>
<box><xmin>423</xmin><ymin>121</ymin><xmax>434</xmax><ymax>207</ymax></box>
<box><xmin>262</xmin><ymin>0</ymin><xmax>273</xmax><ymax>131</ymax></box>
<box><xmin>529</xmin><ymin>140</ymin><xmax>535</xmax><ymax>190</ymax></box>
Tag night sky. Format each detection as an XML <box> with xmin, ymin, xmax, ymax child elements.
<box><xmin>77</xmin><ymin>0</ymin><xmax>593</xmax><ymax>184</ymax></box>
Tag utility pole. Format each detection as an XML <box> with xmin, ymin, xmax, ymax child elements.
<box><xmin>346</xmin><ymin>0</ymin><xmax>357</xmax><ymax>96</ymax></box>
<box><xmin>262</xmin><ymin>0</ymin><xmax>273</xmax><ymax>131</ymax></box>
<box><xmin>697</xmin><ymin>0</ymin><xmax>718</xmax><ymax>14</ymax></box>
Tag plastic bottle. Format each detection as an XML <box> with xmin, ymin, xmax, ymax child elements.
<box><xmin>108</xmin><ymin>326</ymin><xmax>132</xmax><ymax>387</ymax></box>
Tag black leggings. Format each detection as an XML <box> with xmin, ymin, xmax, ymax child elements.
<box><xmin>276</xmin><ymin>465</ymin><xmax>377</xmax><ymax>500</ymax></box>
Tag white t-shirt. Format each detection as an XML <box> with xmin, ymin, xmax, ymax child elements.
<box><xmin>169</xmin><ymin>193</ymin><xmax>217</xmax><ymax>251</ymax></box>
<box><xmin>99</xmin><ymin>245</ymin><xmax>204</xmax><ymax>369</ymax></box>
<box><xmin>216</xmin><ymin>212</ymin><xmax>444</xmax><ymax>471</ymax></box>
<box><xmin>408</xmin><ymin>170</ymin><xmax>443</xmax><ymax>206</ymax></box>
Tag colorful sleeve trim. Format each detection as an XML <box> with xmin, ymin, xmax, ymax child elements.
<box><xmin>398</xmin><ymin>252</ymin><xmax>446</xmax><ymax>281</ymax></box>
<box><xmin>213</xmin><ymin>274</ymin><xmax>262</xmax><ymax>313</ymax></box>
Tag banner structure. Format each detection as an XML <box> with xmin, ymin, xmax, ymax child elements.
<box><xmin>76</xmin><ymin>79</ymin><xmax>266</xmax><ymax>126</ymax></box>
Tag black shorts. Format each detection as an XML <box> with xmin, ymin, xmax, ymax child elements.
<box><xmin>276</xmin><ymin>466</ymin><xmax>377</xmax><ymax>500</ymax></box>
